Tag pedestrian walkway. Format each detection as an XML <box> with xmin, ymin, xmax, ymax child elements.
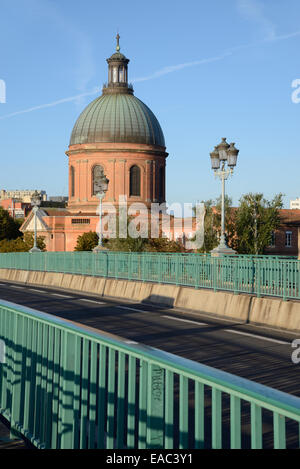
<box><xmin>0</xmin><ymin>416</ymin><xmax>29</xmax><ymax>449</ymax></box>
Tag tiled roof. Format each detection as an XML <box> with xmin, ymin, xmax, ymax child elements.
<box><xmin>278</xmin><ymin>209</ymin><xmax>300</xmax><ymax>225</ymax></box>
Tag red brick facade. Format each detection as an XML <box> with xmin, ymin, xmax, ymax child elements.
<box><xmin>0</xmin><ymin>198</ymin><xmax>31</xmax><ymax>219</ymax></box>
<box><xmin>67</xmin><ymin>142</ymin><xmax>167</xmax><ymax>214</ymax></box>
<box><xmin>264</xmin><ymin>210</ymin><xmax>300</xmax><ymax>256</ymax></box>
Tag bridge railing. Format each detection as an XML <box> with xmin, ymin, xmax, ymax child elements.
<box><xmin>0</xmin><ymin>251</ymin><xmax>299</xmax><ymax>300</ymax></box>
<box><xmin>0</xmin><ymin>300</ymin><xmax>300</xmax><ymax>449</ymax></box>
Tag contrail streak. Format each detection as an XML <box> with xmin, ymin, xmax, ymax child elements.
<box><xmin>0</xmin><ymin>87</ymin><xmax>101</xmax><ymax>120</ymax></box>
<box><xmin>131</xmin><ymin>52</ymin><xmax>232</xmax><ymax>83</ymax></box>
<box><xmin>1</xmin><ymin>28</ymin><xmax>300</xmax><ymax>120</ymax></box>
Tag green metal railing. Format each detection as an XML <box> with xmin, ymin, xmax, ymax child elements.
<box><xmin>0</xmin><ymin>251</ymin><xmax>299</xmax><ymax>300</ymax></box>
<box><xmin>0</xmin><ymin>299</ymin><xmax>300</xmax><ymax>449</ymax></box>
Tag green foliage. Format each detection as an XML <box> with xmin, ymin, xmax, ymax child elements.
<box><xmin>145</xmin><ymin>238</ymin><xmax>183</xmax><ymax>252</ymax></box>
<box><xmin>74</xmin><ymin>231</ymin><xmax>99</xmax><ymax>251</ymax></box>
<box><xmin>0</xmin><ymin>207</ymin><xmax>22</xmax><ymax>241</ymax></box>
<box><xmin>0</xmin><ymin>232</ymin><xmax>46</xmax><ymax>252</ymax></box>
<box><xmin>107</xmin><ymin>236</ymin><xmax>148</xmax><ymax>252</ymax></box>
<box><xmin>74</xmin><ymin>229</ymin><xmax>183</xmax><ymax>253</ymax></box>
<box><xmin>195</xmin><ymin>196</ymin><xmax>234</xmax><ymax>252</ymax></box>
<box><xmin>235</xmin><ymin>193</ymin><xmax>283</xmax><ymax>254</ymax></box>
<box><xmin>0</xmin><ymin>209</ymin><xmax>46</xmax><ymax>252</ymax></box>
<box><xmin>107</xmin><ymin>235</ymin><xmax>183</xmax><ymax>252</ymax></box>
<box><xmin>0</xmin><ymin>238</ymin><xmax>26</xmax><ymax>252</ymax></box>
<box><xmin>103</xmin><ymin>214</ymin><xmax>183</xmax><ymax>252</ymax></box>
<box><xmin>23</xmin><ymin>233</ymin><xmax>46</xmax><ymax>251</ymax></box>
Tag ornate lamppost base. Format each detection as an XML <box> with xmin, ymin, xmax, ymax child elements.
<box><xmin>210</xmin><ymin>245</ymin><xmax>237</xmax><ymax>257</ymax></box>
<box><xmin>93</xmin><ymin>245</ymin><xmax>108</xmax><ymax>252</ymax></box>
<box><xmin>29</xmin><ymin>247</ymin><xmax>41</xmax><ymax>253</ymax></box>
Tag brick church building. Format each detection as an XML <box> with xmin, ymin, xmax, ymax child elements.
<box><xmin>21</xmin><ymin>37</ymin><xmax>172</xmax><ymax>251</ymax></box>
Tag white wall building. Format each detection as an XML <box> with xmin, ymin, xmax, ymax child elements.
<box><xmin>0</xmin><ymin>189</ymin><xmax>47</xmax><ymax>203</ymax></box>
<box><xmin>290</xmin><ymin>198</ymin><xmax>300</xmax><ymax>209</ymax></box>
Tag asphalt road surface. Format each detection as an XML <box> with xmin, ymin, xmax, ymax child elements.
<box><xmin>0</xmin><ymin>280</ymin><xmax>299</xmax><ymax>398</ymax></box>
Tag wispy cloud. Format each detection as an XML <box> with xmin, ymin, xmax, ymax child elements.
<box><xmin>0</xmin><ymin>54</ymin><xmax>233</xmax><ymax>120</ymax></box>
<box><xmin>0</xmin><ymin>88</ymin><xmax>101</xmax><ymax>120</ymax></box>
<box><xmin>269</xmin><ymin>30</ymin><xmax>300</xmax><ymax>42</ymax></box>
<box><xmin>237</xmin><ymin>0</ymin><xmax>276</xmax><ymax>40</ymax></box>
<box><xmin>132</xmin><ymin>52</ymin><xmax>233</xmax><ymax>83</ymax></box>
<box><xmin>1</xmin><ymin>19</ymin><xmax>300</xmax><ymax>120</ymax></box>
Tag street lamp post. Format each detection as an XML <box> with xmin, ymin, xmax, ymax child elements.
<box><xmin>29</xmin><ymin>191</ymin><xmax>41</xmax><ymax>253</ymax></box>
<box><xmin>210</xmin><ymin>138</ymin><xmax>239</xmax><ymax>256</ymax></box>
<box><xmin>93</xmin><ymin>171</ymin><xmax>109</xmax><ymax>252</ymax></box>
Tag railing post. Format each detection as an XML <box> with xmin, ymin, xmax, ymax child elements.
<box><xmin>283</xmin><ymin>260</ymin><xmax>287</xmax><ymax>301</ymax></box>
<box><xmin>146</xmin><ymin>364</ymin><xmax>165</xmax><ymax>448</ymax></box>
<box><xmin>175</xmin><ymin>256</ymin><xmax>179</xmax><ymax>286</ymax></box>
<box><xmin>128</xmin><ymin>253</ymin><xmax>132</xmax><ymax>281</ymax></box>
<box><xmin>114</xmin><ymin>253</ymin><xmax>117</xmax><ymax>279</ymax></box>
<box><xmin>256</xmin><ymin>260</ymin><xmax>261</xmax><ymax>298</ymax></box>
<box><xmin>213</xmin><ymin>257</ymin><xmax>217</xmax><ymax>292</ymax></box>
<box><xmin>60</xmin><ymin>331</ymin><xmax>76</xmax><ymax>449</ymax></box>
<box><xmin>251</xmin><ymin>257</ymin><xmax>255</xmax><ymax>294</ymax></box>
<box><xmin>105</xmin><ymin>251</ymin><xmax>109</xmax><ymax>278</ymax></box>
<box><xmin>142</xmin><ymin>254</ymin><xmax>145</xmax><ymax>283</ymax></box>
<box><xmin>159</xmin><ymin>256</ymin><xmax>163</xmax><ymax>284</ymax></box>
<box><xmin>10</xmin><ymin>314</ymin><xmax>23</xmax><ymax>441</ymax></box>
<box><xmin>233</xmin><ymin>258</ymin><xmax>239</xmax><ymax>295</ymax></box>
<box><xmin>195</xmin><ymin>256</ymin><xmax>200</xmax><ymax>289</ymax></box>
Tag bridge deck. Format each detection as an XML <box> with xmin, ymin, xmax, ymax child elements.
<box><xmin>0</xmin><ymin>416</ymin><xmax>30</xmax><ymax>449</ymax></box>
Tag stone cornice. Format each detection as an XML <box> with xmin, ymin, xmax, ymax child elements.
<box><xmin>66</xmin><ymin>148</ymin><xmax>168</xmax><ymax>158</ymax></box>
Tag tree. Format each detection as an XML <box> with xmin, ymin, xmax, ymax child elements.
<box><xmin>0</xmin><ymin>233</ymin><xmax>46</xmax><ymax>252</ymax></box>
<box><xmin>0</xmin><ymin>238</ymin><xmax>27</xmax><ymax>252</ymax></box>
<box><xmin>0</xmin><ymin>207</ymin><xmax>22</xmax><ymax>241</ymax></box>
<box><xmin>195</xmin><ymin>196</ymin><xmax>234</xmax><ymax>252</ymax></box>
<box><xmin>107</xmin><ymin>236</ymin><xmax>148</xmax><ymax>252</ymax></box>
<box><xmin>74</xmin><ymin>229</ymin><xmax>184</xmax><ymax>253</ymax></box>
<box><xmin>23</xmin><ymin>232</ymin><xmax>46</xmax><ymax>251</ymax></box>
<box><xmin>74</xmin><ymin>231</ymin><xmax>99</xmax><ymax>251</ymax></box>
<box><xmin>235</xmin><ymin>193</ymin><xmax>283</xmax><ymax>254</ymax></box>
<box><xmin>145</xmin><ymin>237</ymin><xmax>183</xmax><ymax>252</ymax></box>
<box><xmin>106</xmin><ymin>214</ymin><xmax>185</xmax><ymax>252</ymax></box>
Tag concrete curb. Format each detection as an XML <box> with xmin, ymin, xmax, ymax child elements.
<box><xmin>0</xmin><ymin>268</ymin><xmax>299</xmax><ymax>332</ymax></box>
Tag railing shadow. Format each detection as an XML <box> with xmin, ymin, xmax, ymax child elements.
<box><xmin>0</xmin><ymin>308</ymin><xmax>299</xmax><ymax>449</ymax></box>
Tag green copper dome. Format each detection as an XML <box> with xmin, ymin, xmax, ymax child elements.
<box><xmin>70</xmin><ymin>37</ymin><xmax>165</xmax><ymax>148</ymax></box>
<box><xmin>70</xmin><ymin>93</ymin><xmax>165</xmax><ymax>147</ymax></box>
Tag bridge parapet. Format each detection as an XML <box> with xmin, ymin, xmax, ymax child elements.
<box><xmin>0</xmin><ymin>299</ymin><xmax>300</xmax><ymax>449</ymax></box>
<box><xmin>0</xmin><ymin>251</ymin><xmax>299</xmax><ymax>301</ymax></box>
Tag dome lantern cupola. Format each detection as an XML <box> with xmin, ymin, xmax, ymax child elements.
<box><xmin>103</xmin><ymin>34</ymin><xmax>133</xmax><ymax>95</ymax></box>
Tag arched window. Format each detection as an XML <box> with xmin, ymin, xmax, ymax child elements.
<box><xmin>70</xmin><ymin>166</ymin><xmax>75</xmax><ymax>197</ymax></box>
<box><xmin>159</xmin><ymin>166</ymin><xmax>165</xmax><ymax>200</ymax></box>
<box><xmin>113</xmin><ymin>67</ymin><xmax>118</xmax><ymax>83</ymax></box>
<box><xmin>130</xmin><ymin>165</ymin><xmax>141</xmax><ymax>197</ymax></box>
<box><xmin>92</xmin><ymin>165</ymin><xmax>104</xmax><ymax>195</ymax></box>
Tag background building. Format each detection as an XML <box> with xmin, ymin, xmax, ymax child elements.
<box><xmin>0</xmin><ymin>198</ymin><xmax>31</xmax><ymax>219</ymax></box>
<box><xmin>67</xmin><ymin>37</ymin><xmax>167</xmax><ymax>214</ymax></box>
<box><xmin>48</xmin><ymin>196</ymin><xmax>68</xmax><ymax>203</ymax></box>
<box><xmin>21</xmin><ymin>38</ymin><xmax>171</xmax><ymax>251</ymax></box>
<box><xmin>290</xmin><ymin>198</ymin><xmax>300</xmax><ymax>209</ymax></box>
<box><xmin>0</xmin><ymin>189</ymin><xmax>47</xmax><ymax>203</ymax></box>
<box><xmin>264</xmin><ymin>209</ymin><xmax>300</xmax><ymax>256</ymax></box>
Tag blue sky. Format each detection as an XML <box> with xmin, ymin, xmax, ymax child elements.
<box><xmin>0</xmin><ymin>0</ymin><xmax>300</xmax><ymax>209</ymax></box>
